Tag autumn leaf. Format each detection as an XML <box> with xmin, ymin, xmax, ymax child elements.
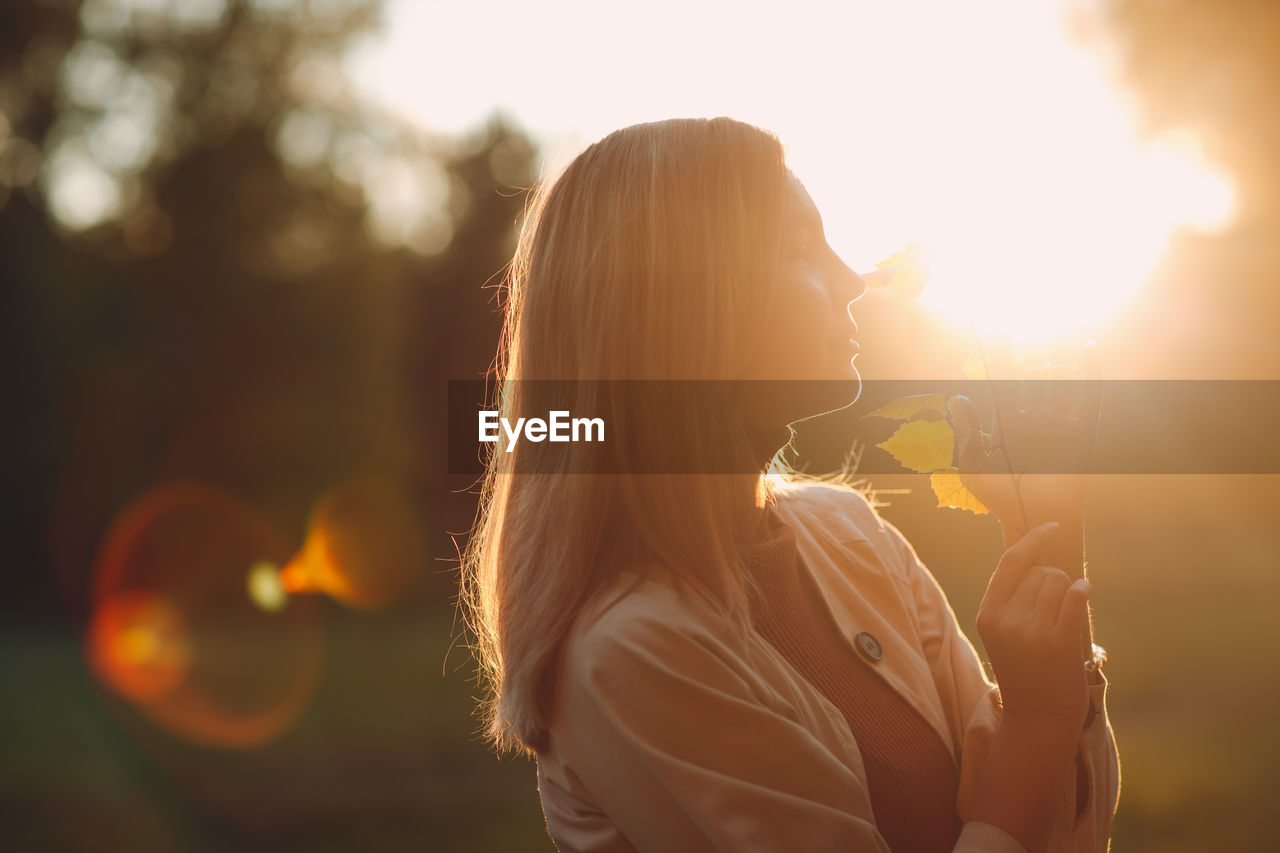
<box><xmin>866</xmin><ymin>386</ymin><xmax>997</xmax><ymax>516</ymax></box>
<box><xmin>875</xmin><ymin>247</ymin><xmax>912</xmax><ymax>270</ymax></box>
<box><xmin>892</xmin><ymin>268</ymin><xmax>928</xmax><ymax>299</ymax></box>
<box><xmin>868</xmin><ymin>241</ymin><xmax>931</xmax><ymax>299</ymax></box>
<box><xmin>876</xmin><ymin>418</ymin><xmax>955</xmax><ymax>473</ymax></box>
<box><xmin>862</xmin><ymin>393</ymin><xmax>948</xmax><ymax>422</ymax></box>
<box><xmin>930</xmin><ymin>468</ymin><xmax>989</xmax><ymax>514</ymax></box>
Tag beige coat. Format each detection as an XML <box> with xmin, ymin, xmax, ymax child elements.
<box><xmin>536</xmin><ymin>481</ymin><xmax>1120</xmax><ymax>852</ymax></box>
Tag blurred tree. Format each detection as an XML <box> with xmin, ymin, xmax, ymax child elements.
<box><xmin>1098</xmin><ymin>0</ymin><xmax>1280</xmax><ymax>224</ymax></box>
<box><xmin>1071</xmin><ymin>6</ymin><xmax>1280</xmax><ymax>851</ymax></box>
<box><xmin>0</xmin><ymin>0</ymin><xmax>540</xmax><ymax>623</ymax></box>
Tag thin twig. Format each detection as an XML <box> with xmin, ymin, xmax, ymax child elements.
<box><xmin>969</xmin><ymin>321</ymin><xmax>1030</xmax><ymax>536</ymax></box>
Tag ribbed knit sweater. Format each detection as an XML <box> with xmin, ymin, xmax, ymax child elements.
<box><xmin>742</xmin><ymin>502</ymin><xmax>964</xmax><ymax>852</ymax></box>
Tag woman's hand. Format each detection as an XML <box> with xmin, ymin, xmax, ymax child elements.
<box><xmin>970</xmin><ymin>524</ymin><xmax>1096</xmax><ymax>853</ymax></box>
<box><xmin>977</xmin><ymin>522</ymin><xmax>1093</xmax><ymax>732</ymax></box>
<box><xmin>949</xmin><ymin>340</ymin><xmax>1102</xmax><ymax>543</ymax></box>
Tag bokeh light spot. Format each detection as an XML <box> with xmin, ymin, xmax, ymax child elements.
<box><xmin>88</xmin><ymin>591</ymin><xmax>191</xmax><ymax>705</ymax></box>
<box><xmin>246</xmin><ymin>561</ymin><xmax>289</xmax><ymax>613</ymax></box>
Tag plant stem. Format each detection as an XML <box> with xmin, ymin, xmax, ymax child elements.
<box><xmin>969</xmin><ymin>321</ymin><xmax>1030</xmax><ymax>536</ymax></box>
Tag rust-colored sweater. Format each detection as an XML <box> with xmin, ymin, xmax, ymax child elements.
<box><xmin>742</xmin><ymin>502</ymin><xmax>964</xmax><ymax>852</ymax></box>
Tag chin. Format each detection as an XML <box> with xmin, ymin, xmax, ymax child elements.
<box><xmin>827</xmin><ymin>355</ymin><xmax>863</xmax><ymax>386</ymax></box>
<box><xmin>790</xmin><ymin>366</ymin><xmax>861</xmax><ymax>424</ymax></box>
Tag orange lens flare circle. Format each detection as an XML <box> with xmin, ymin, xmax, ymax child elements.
<box><xmin>280</xmin><ymin>475</ymin><xmax>428</xmax><ymax>610</ymax></box>
<box><xmin>86</xmin><ymin>482</ymin><xmax>321</xmax><ymax>750</ymax></box>
<box><xmin>88</xmin><ymin>591</ymin><xmax>191</xmax><ymax>704</ymax></box>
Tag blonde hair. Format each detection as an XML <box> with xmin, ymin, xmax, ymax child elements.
<box><xmin>460</xmin><ymin>116</ymin><xmax>869</xmax><ymax>757</ymax></box>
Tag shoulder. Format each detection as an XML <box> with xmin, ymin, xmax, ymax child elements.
<box><xmin>771</xmin><ymin>477</ymin><xmax>881</xmax><ymax>520</ymax></box>
<box><xmin>772</xmin><ymin>479</ymin><xmax>928</xmax><ymax>595</ymax></box>
<box><xmin>772</xmin><ymin>478</ymin><xmax>892</xmax><ymax>545</ymax></box>
<box><xmin>560</xmin><ymin>570</ymin><xmax>751</xmax><ymax>693</ymax></box>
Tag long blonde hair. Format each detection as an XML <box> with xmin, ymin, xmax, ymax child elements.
<box><xmin>460</xmin><ymin>117</ymin><xmax>854</xmax><ymax>757</ymax></box>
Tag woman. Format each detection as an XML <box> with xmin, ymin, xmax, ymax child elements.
<box><xmin>460</xmin><ymin>117</ymin><xmax>1119</xmax><ymax>852</ymax></box>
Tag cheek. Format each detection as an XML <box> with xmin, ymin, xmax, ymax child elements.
<box><xmin>759</xmin><ymin>272</ymin><xmax>832</xmax><ymax>377</ymax></box>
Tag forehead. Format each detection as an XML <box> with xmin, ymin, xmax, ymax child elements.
<box><xmin>785</xmin><ymin>171</ymin><xmax>821</xmax><ymax>228</ymax></box>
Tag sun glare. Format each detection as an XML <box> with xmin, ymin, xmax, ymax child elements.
<box><xmin>346</xmin><ymin>0</ymin><xmax>1236</xmax><ymax>345</ymax></box>
<box><xmin>888</xmin><ymin>127</ymin><xmax>1235</xmax><ymax>345</ymax></box>
<box><xmin>900</xmin><ymin>129</ymin><xmax>1235</xmax><ymax>345</ymax></box>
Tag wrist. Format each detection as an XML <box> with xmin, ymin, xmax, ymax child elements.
<box><xmin>998</xmin><ymin>707</ymin><xmax>1088</xmax><ymax>743</ymax></box>
<box><xmin>973</xmin><ymin>710</ymin><xmax>1081</xmax><ymax>853</ymax></box>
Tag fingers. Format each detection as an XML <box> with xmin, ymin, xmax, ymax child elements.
<box><xmin>1056</xmin><ymin>578</ymin><xmax>1093</xmax><ymax>637</ymax></box>
<box><xmin>985</xmin><ymin>521</ymin><xmax>1061</xmax><ymax>608</ymax></box>
<box><xmin>1033</xmin><ymin>567</ymin><xmax>1072</xmax><ymax>624</ymax></box>
<box><xmin>1009</xmin><ymin>563</ymin><xmax>1051</xmax><ymax>613</ymax></box>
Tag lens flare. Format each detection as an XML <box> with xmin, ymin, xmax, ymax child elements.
<box><xmin>88</xmin><ymin>591</ymin><xmax>191</xmax><ymax>705</ymax></box>
<box><xmin>275</xmin><ymin>475</ymin><xmax>427</xmax><ymax>610</ymax></box>
<box><xmin>246</xmin><ymin>560</ymin><xmax>288</xmax><ymax>613</ymax></box>
<box><xmin>86</xmin><ymin>483</ymin><xmax>321</xmax><ymax>750</ymax></box>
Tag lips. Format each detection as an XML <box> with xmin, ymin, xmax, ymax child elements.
<box><xmin>834</xmin><ymin>337</ymin><xmax>860</xmax><ymax>356</ymax></box>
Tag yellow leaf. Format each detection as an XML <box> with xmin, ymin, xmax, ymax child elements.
<box><xmin>875</xmin><ymin>248</ymin><xmax>909</xmax><ymax>270</ymax></box>
<box><xmin>870</xmin><ymin>242</ymin><xmax>930</xmax><ymax>299</ymax></box>
<box><xmin>961</xmin><ymin>356</ymin><xmax>988</xmax><ymax>380</ymax></box>
<box><xmin>863</xmin><ymin>393</ymin><xmax>947</xmax><ymax>422</ymax></box>
<box><xmin>876</xmin><ymin>418</ymin><xmax>955</xmax><ymax>473</ymax></box>
<box><xmin>930</xmin><ymin>468</ymin><xmax>989</xmax><ymax>514</ymax></box>
<box><xmin>890</xmin><ymin>263</ymin><xmax>928</xmax><ymax>299</ymax></box>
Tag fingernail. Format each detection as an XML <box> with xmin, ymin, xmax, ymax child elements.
<box><xmin>1043</xmin><ymin>521</ymin><xmax>1060</xmax><ymax>531</ymax></box>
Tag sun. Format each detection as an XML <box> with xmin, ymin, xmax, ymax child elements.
<box><xmin>347</xmin><ymin>0</ymin><xmax>1236</xmax><ymax>350</ymax></box>
<box><xmin>903</xmin><ymin>131</ymin><xmax>1233</xmax><ymax>346</ymax></box>
<box><xmin>778</xmin><ymin>8</ymin><xmax>1236</xmax><ymax>349</ymax></box>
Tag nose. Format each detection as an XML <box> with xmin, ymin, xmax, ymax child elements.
<box><xmin>848</xmin><ymin>266</ymin><xmax>868</xmax><ymax>303</ymax></box>
<box><xmin>838</xmin><ymin>262</ymin><xmax>868</xmax><ymax>321</ymax></box>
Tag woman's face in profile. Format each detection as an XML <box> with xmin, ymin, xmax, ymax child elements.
<box><xmin>745</xmin><ymin>170</ymin><xmax>867</xmax><ymax>394</ymax></box>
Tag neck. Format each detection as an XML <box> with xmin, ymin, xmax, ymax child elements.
<box><xmin>739</xmin><ymin>421</ymin><xmax>791</xmax><ymax>537</ymax></box>
<box><xmin>746</xmin><ymin>420</ymin><xmax>791</xmax><ymax>472</ymax></box>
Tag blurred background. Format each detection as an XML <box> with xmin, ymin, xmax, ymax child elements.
<box><xmin>2</xmin><ymin>0</ymin><xmax>1277</xmax><ymax>850</ymax></box>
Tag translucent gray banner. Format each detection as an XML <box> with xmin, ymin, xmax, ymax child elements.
<box><xmin>446</xmin><ymin>380</ymin><xmax>1280</xmax><ymax>475</ymax></box>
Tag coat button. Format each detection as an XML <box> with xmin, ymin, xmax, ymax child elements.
<box><xmin>855</xmin><ymin>631</ymin><xmax>883</xmax><ymax>662</ymax></box>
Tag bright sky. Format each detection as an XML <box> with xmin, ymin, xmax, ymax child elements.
<box><xmin>344</xmin><ymin>0</ymin><xmax>1235</xmax><ymax>343</ymax></box>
